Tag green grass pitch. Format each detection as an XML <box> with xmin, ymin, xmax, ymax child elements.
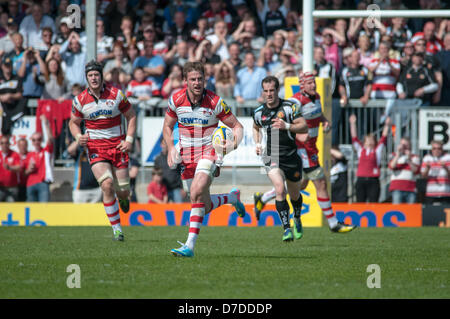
<box><xmin>0</xmin><ymin>226</ymin><xmax>449</xmax><ymax>299</ymax></box>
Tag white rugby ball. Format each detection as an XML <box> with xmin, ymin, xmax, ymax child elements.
<box><xmin>211</xmin><ymin>126</ymin><xmax>234</xmax><ymax>155</ymax></box>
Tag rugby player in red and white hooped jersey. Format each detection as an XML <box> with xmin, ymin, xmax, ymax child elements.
<box><xmin>69</xmin><ymin>60</ymin><xmax>137</xmax><ymax>242</ymax></box>
<box><xmin>163</xmin><ymin>61</ymin><xmax>245</xmax><ymax>257</ymax></box>
<box><xmin>253</xmin><ymin>70</ymin><xmax>356</xmax><ymax>233</ymax></box>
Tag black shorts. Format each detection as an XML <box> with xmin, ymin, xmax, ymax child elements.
<box><xmin>263</xmin><ymin>152</ymin><xmax>303</xmax><ymax>182</ymax></box>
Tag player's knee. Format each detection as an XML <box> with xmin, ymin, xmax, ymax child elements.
<box><xmin>100</xmin><ymin>178</ymin><xmax>115</xmax><ymax>196</ymax></box>
<box><xmin>115</xmin><ymin>178</ymin><xmax>130</xmax><ymax>197</ymax></box>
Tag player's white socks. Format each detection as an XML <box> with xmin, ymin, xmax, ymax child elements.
<box><xmin>186</xmin><ymin>203</ymin><xmax>205</xmax><ymax>250</ymax></box>
<box><xmin>261</xmin><ymin>188</ymin><xmax>276</xmax><ymax>204</ymax></box>
<box><xmin>317</xmin><ymin>196</ymin><xmax>338</xmax><ymax>229</ymax></box>
<box><xmin>104</xmin><ymin>198</ymin><xmax>122</xmax><ymax>233</ymax></box>
<box><xmin>210</xmin><ymin>193</ymin><xmax>237</xmax><ymax>211</ymax></box>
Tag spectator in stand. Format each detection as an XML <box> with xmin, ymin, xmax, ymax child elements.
<box><xmin>168</xmin><ymin>11</ymin><xmax>191</xmax><ymax>45</ymax></box>
<box><xmin>24</xmin><ymin>115</ymin><xmax>54</xmax><ymax>203</ymax></box>
<box><xmin>39</xmin><ymin>57</ymin><xmax>67</xmax><ymax>101</ymax></box>
<box><xmin>349</xmin><ymin>114</ymin><xmax>391</xmax><ymax>203</ymax></box>
<box><xmin>421</xmin><ymin>140</ymin><xmax>450</xmax><ymax>205</ymax></box>
<box><xmin>0</xmin><ymin>135</ymin><xmax>21</xmax><ymax>202</ymax></box>
<box><xmin>135</xmin><ymin>2</ymin><xmax>164</xmax><ymax>39</ymax></box>
<box><xmin>17</xmin><ymin>137</ymin><xmax>28</xmax><ymax>201</ymax></box>
<box><xmin>104</xmin><ymin>0</ymin><xmax>136</xmax><ymax>38</ymax></box>
<box><xmin>137</xmin><ymin>24</ymin><xmax>168</xmax><ymax>57</ymax></box>
<box><xmin>164</xmin><ymin>40</ymin><xmax>190</xmax><ymax>67</ymax></box>
<box><xmin>436</xmin><ymin>32</ymin><xmax>450</xmax><ymax>105</ymax></box>
<box><xmin>17</xmin><ymin>46</ymin><xmax>46</xmax><ymax>99</ymax></box>
<box><xmin>202</xmin><ymin>0</ymin><xmax>232</xmax><ymax>32</ymax></box>
<box><xmin>5</xmin><ymin>32</ymin><xmax>25</xmax><ymax>73</ymax></box>
<box><xmin>53</xmin><ymin>0</ymin><xmax>70</xmax><ymax>28</ymax></box>
<box><xmin>397</xmin><ymin>52</ymin><xmax>438</xmax><ymax>106</ymax></box>
<box><xmin>214</xmin><ymin>60</ymin><xmax>236</xmax><ymax>99</ymax></box>
<box><xmin>7</xmin><ymin>0</ymin><xmax>26</xmax><ymax>26</ymax></box>
<box><xmin>114</xmin><ymin>16</ymin><xmax>136</xmax><ymax>49</ymax></box>
<box><xmin>0</xmin><ymin>57</ymin><xmax>25</xmax><ymax>135</ymax></box>
<box><xmin>313</xmin><ymin>46</ymin><xmax>337</xmax><ymax>96</ymax></box>
<box><xmin>163</xmin><ymin>0</ymin><xmax>199</xmax><ymax>30</ymax></box>
<box><xmin>204</xmin><ymin>61</ymin><xmax>216</xmax><ymax>92</ymax></box>
<box><xmin>255</xmin><ymin>0</ymin><xmax>289</xmax><ymax>38</ymax></box>
<box><xmin>231</xmin><ymin>18</ymin><xmax>265</xmax><ymax>55</ymax></box>
<box><xmin>330</xmin><ymin>145</ymin><xmax>348</xmax><ymax>203</ymax></box>
<box><xmin>348</xmin><ymin>14</ymin><xmax>384</xmax><ymax>51</ymax></box>
<box><xmin>126</xmin><ymin>43</ymin><xmax>140</xmax><ymax>66</ymax></box>
<box><xmin>105</xmin><ymin>67</ymin><xmax>128</xmax><ymax>92</ymax></box>
<box><xmin>59</xmin><ymin>31</ymin><xmax>86</xmax><ymax>89</ymax></box>
<box><xmin>92</xmin><ymin>18</ymin><xmax>114</xmax><ymax>64</ymax></box>
<box><xmin>161</xmin><ymin>64</ymin><xmax>185</xmax><ymax>99</ymax></box>
<box><xmin>388</xmin><ymin>137</ymin><xmax>421</xmax><ymax>204</ymax></box>
<box><xmin>54</xmin><ymin>16</ymin><xmax>71</xmax><ymax>45</ymax></box>
<box><xmin>103</xmin><ymin>41</ymin><xmax>133</xmax><ymax>83</ymax></box>
<box><xmin>147</xmin><ymin>167</ymin><xmax>168</xmax><ymax>204</ymax></box>
<box><xmin>368</xmin><ymin>41</ymin><xmax>400</xmax><ymax>99</ymax></box>
<box><xmin>400</xmin><ymin>41</ymin><xmax>414</xmax><ymax>74</ymax></box>
<box><xmin>227</xmin><ymin>42</ymin><xmax>242</xmax><ymax>73</ymax></box>
<box><xmin>411</xmin><ymin>21</ymin><xmax>444</xmax><ymax>55</ymax></box>
<box><xmin>194</xmin><ymin>39</ymin><xmax>221</xmax><ymax>65</ymax></box>
<box><xmin>19</xmin><ymin>3</ymin><xmax>55</xmax><ymax>50</ymax></box>
<box><xmin>154</xmin><ymin>138</ymin><xmax>185</xmax><ymax>203</ymax></box>
<box><xmin>234</xmin><ymin>51</ymin><xmax>266</xmax><ymax>105</ymax></box>
<box><xmin>133</xmin><ymin>40</ymin><xmax>166</xmax><ymax>90</ymax></box>
<box><xmin>191</xmin><ymin>17</ymin><xmax>210</xmax><ymax>43</ymax></box>
<box><xmin>0</xmin><ymin>18</ymin><xmax>19</xmax><ymax>58</ymax></box>
<box><xmin>38</xmin><ymin>27</ymin><xmax>54</xmax><ymax>59</ymax></box>
<box><xmin>68</xmin><ymin>141</ymin><xmax>102</xmax><ymax>203</ymax></box>
<box><xmin>206</xmin><ymin>19</ymin><xmax>231</xmax><ymax>62</ymax></box>
<box><xmin>357</xmin><ymin>34</ymin><xmax>374</xmax><ymax>69</ymax></box>
<box><xmin>386</xmin><ymin>17</ymin><xmax>413</xmax><ymax>52</ymax></box>
<box><xmin>322</xmin><ymin>26</ymin><xmax>346</xmax><ymax>74</ymax></box>
<box><xmin>257</xmin><ymin>45</ymin><xmax>280</xmax><ymax>75</ymax></box>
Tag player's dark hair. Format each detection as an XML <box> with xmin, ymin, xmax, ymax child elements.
<box><xmin>183</xmin><ymin>61</ymin><xmax>204</xmax><ymax>79</ymax></box>
<box><xmin>261</xmin><ymin>75</ymin><xmax>279</xmax><ymax>90</ymax></box>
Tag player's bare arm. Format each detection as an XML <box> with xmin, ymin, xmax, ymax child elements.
<box><xmin>271</xmin><ymin>116</ymin><xmax>308</xmax><ymax>134</ymax></box>
<box><xmin>117</xmin><ymin>107</ymin><xmax>137</xmax><ymax>153</ymax></box>
<box><xmin>162</xmin><ymin>112</ymin><xmax>179</xmax><ymax>168</ymax></box>
<box><xmin>69</xmin><ymin>113</ymin><xmax>88</xmax><ymax>146</ymax></box>
<box><xmin>252</xmin><ymin>122</ymin><xmax>263</xmax><ymax>155</ymax></box>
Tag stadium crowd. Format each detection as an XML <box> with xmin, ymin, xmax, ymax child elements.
<box><xmin>0</xmin><ymin>0</ymin><xmax>449</xmax><ymax>204</ymax></box>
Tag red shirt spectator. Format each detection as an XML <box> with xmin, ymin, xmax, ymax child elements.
<box><xmin>388</xmin><ymin>138</ymin><xmax>421</xmax><ymax>194</ymax></box>
<box><xmin>0</xmin><ymin>148</ymin><xmax>20</xmax><ymax>187</ymax></box>
<box><xmin>25</xmin><ymin>142</ymin><xmax>54</xmax><ymax>187</ymax></box>
<box><xmin>411</xmin><ymin>22</ymin><xmax>444</xmax><ymax>55</ymax></box>
<box><xmin>147</xmin><ymin>169</ymin><xmax>168</xmax><ymax>204</ymax></box>
<box><xmin>202</xmin><ymin>0</ymin><xmax>232</xmax><ymax>31</ymax></box>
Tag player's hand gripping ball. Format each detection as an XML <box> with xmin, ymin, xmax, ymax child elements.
<box><xmin>211</xmin><ymin>126</ymin><xmax>235</xmax><ymax>156</ymax></box>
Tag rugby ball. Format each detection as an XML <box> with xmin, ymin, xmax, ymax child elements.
<box><xmin>211</xmin><ymin>126</ymin><xmax>234</xmax><ymax>155</ymax></box>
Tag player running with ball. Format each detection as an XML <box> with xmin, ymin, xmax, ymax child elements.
<box><xmin>253</xmin><ymin>76</ymin><xmax>309</xmax><ymax>242</ymax></box>
<box><xmin>253</xmin><ymin>71</ymin><xmax>356</xmax><ymax>234</ymax></box>
<box><xmin>69</xmin><ymin>60</ymin><xmax>136</xmax><ymax>241</ymax></box>
<box><xmin>163</xmin><ymin>61</ymin><xmax>246</xmax><ymax>257</ymax></box>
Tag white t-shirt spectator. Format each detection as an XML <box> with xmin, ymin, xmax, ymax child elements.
<box><xmin>19</xmin><ymin>15</ymin><xmax>56</xmax><ymax>50</ymax></box>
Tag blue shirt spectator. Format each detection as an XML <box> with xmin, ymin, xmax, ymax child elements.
<box><xmin>59</xmin><ymin>32</ymin><xmax>86</xmax><ymax>89</ymax></box>
<box><xmin>234</xmin><ymin>52</ymin><xmax>267</xmax><ymax>103</ymax></box>
<box><xmin>133</xmin><ymin>40</ymin><xmax>166</xmax><ymax>90</ymax></box>
<box><xmin>16</xmin><ymin>48</ymin><xmax>45</xmax><ymax>98</ymax></box>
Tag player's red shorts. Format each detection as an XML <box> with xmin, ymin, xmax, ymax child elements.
<box><xmin>87</xmin><ymin>146</ymin><xmax>129</xmax><ymax>169</ymax></box>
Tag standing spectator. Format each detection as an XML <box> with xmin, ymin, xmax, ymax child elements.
<box><xmin>92</xmin><ymin>18</ymin><xmax>114</xmax><ymax>64</ymax></box>
<box><xmin>126</xmin><ymin>43</ymin><xmax>140</xmax><ymax>66</ymax></box>
<box><xmin>411</xmin><ymin>21</ymin><xmax>444</xmax><ymax>55</ymax></box>
<box><xmin>204</xmin><ymin>61</ymin><xmax>216</xmax><ymax>92</ymax></box>
<box><xmin>133</xmin><ymin>40</ymin><xmax>166</xmax><ymax>91</ymax></box>
<box><xmin>114</xmin><ymin>16</ymin><xmax>136</xmax><ymax>49</ymax></box>
<box><xmin>231</xmin><ymin>18</ymin><xmax>265</xmax><ymax>54</ymax></box>
<box><xmin>322</xmin><ymin>27</ymin><xmax>346</xmax><ymax>73</ymax></box>
<box><xmin>104</xmin><ymin>0</ymin><xmax>136</xmax><ymax>37</ymax></box>
<box><xmin>5</xmin><ymin>32</ymin><xmax>25</xmax><ymax>73</ymax></box>
<box><xmin>194</xmin><ymin>39</ymin><xmax>221</xmax><ymax>65</ymax></box>
<box><xmin>227</xmin><ymin>42</ymin><xmax>242</xmax><ymax>73</ymax></box>
<box><xmin>0</xmin><ymin>18</ymin><xmax>19</xmax><ymax>57</ymax></box>
<box><xmin>214</xmin><ymin>60</ymin><xmax>236</xmax><ymax>99</ymax></box>
<box><xmin>147</xmin><ymin>167</ymin><xmax>168</xmax><ymax>204</ymax></box>
<box><xmin>397</xmin><ymin>52</ymin><xmax>438</xmax><ymax>106</ymax></box>
<box><xmin>38</xmin><ymin>27</ymin><xmax>54</xmax><ymax>59</ymax></box>
<box><xmin>68</xmin><ymin>141</ymin><xmax>102</xmax><ymax>203</ymax></box>
<box><xmin>17</xmin><ymin>46</ymin><xmax>46</xmax><ymax>99</ymax></box>
<box><xmin>39</xmin><ymin>57</ymin><xmax>66</xmax><ymax>100</ymax></box>
<box><xmin>436</xmin><ymin>32</ymin><xmax>450</xmax><ymax>105</ymax></box>
<box><xmin>17</xmin><ymin>137</ymin><xmax>28</xmax><ymax>201</ymax></box>
<box><xmin>206</xmin><ymin>20</ymin><xmax>231</xmax><ymax>62</ymax></box>
<box><xmin>59</xmin><ymin>31</ymin><xmax>86</xmax><ymax>89</ymax></box>
<box><xmin>168</xmin><ymin>11</ymin><xmax>191</xmax><ymax>45</ymax></box>
<box><xmin>255</xmin><ymin>0</ymin><xmax>289</xmax><ymax>38</ymax></box>
<box><xmin>24</xmin><ymin>115</ymin><xmax>54</xmax><ymax>202</ymax></box>
<box><xmin>349</xmin><ymin>114</ymin><xmax>391</xmax><ymax>203</ymax></box>
<box><xmin>330</xmin><ymin>145</ymin><xmax>348</xmax><ymax>203</ymax></box>
<box><xmin>421</xmin><ymin>140</ymin><xmax>450</xmax><ymax>205</ymax></box>
<box><xmin>368</xmin><ymin>41</ymin><xmax>400</xmax><ymax>99</ymax></box>
<box><xmin>164</xmin><ymin>40</ymin><xmax>190</xmax><ymax>67</ymax></box>
<box><xmin>54</xmin><ymin>16</ymin><xmax>71</xmax><ymax>45</ymax></box>
<box><xmin>202</xmin><ymin>0</ymin><xmax>232</xmax><ymax>31</ymax></box>
<box><xmin>0</xmin><ymin>135</ymin><xmax>21</xmax><ymax>202</ymax></box>
<box><xmin>0</xmin><ymin>57</ymin><xmax>25</xmax><ymax>135</ymax></box>
<box><xmin>234</xmin><ymin>52</ymin><xmax>266</xmax><ymax>105</ymax></box>
<box><xmin>339</xmin><ymin>50</ymin><xmax>372</xmax><ymax>106</ymax></box>
<box><xmin>388</xmin><ymin>137</ymin><xmax>421</xmax><ymax>204</ymax></box>
<box><xmin>400</xmin><ymin>41</ymin><xmax>414</xmax><ymax>74</ymax></box>
<box><xmin>190</xmin><ymin>17</ymin><xmax>210</xmax><ymax>43</ymax></box>
<box><xmin>154</xmin><ymin>139</ymin><xmax>185</xmax><ymax>203</ymax></box>
<box><xmin>314</xmin><ymin>46</ymin><xmax>337</xmax><ymax>96</ymax></box>
<box><xmin>137</xmin><ymin>25</ymin><xmax>168</xmax><ymax>57</ymax></box>
<box><xmin>7</xmin><ymin>0</ymin><xmax>26</xmax><ymax>26</ymax></box>
<box><xmin>19</xmin><ymin>3</ymin><xmax>55</xmax><ymax>50</ymax></box>
<box><xmin>386</xmin><ymin>17</ymin><xmax>413</xmax><ymax>52</ymax></box>
<box><xmin>161</xmin><ymin>64</ymin><xmax>185</xmax><ymax>99</ymax></box>
<box><xmin>357</xmin><ymin>34</ymin><xmax>374</xmax><ymax>69</ymax></box>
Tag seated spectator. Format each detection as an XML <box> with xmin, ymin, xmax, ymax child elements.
<box><xmin>388</xmin><ymin>137</ymin><xmax>421</xmax><ymax>204</ymax></box>
<box><xmin>234</xmin><ymin>51</ymin><xmax>266</xmax><ymax>105</ymax></box>
<box><xmin>330</xmin><ymin>145</ymin><xmax>348</xmax><ymax>203</ymax></box>
<box><xmin>0</xmin><ymin>135</ymin><xmax>21</xmax><ymax>202</ymax></box>
<box><xmin>206</xmin><ymin>19</ymin><xmax>231</xmax><ymax>62</ymax></box>
<box><xmin>161</xmin><ymin>64</ymin><xmax>185</xmax><ymax>99</ymax></box>
<box><xmin>194</xmin><ymin>39</ymin><xmax>221</xmax><ymax>65</ymax></box>
<box><xmin>190</xmin><ymin>17</ymin><xmax>210</xmax><ymax>43</ymax></box>
<box><xmin>19</xmin><ymin>3</ymin><xmax>55</xmax><ymax>50</ymax></box>
<box><xmin>0</xmin><ymin>18</ymin><xmax>19</xmax><ymax>58</ymax></box>
<box><xmin>255</xmin><ymin>0</ymin><xmax>289</xmax><ymax>38</ymax></box>
<box><xmin>147</xmin><ymin>167</ymin><xmax>168</xmax><ymax>204</ymax></box>
<box><xmin>59</xmin><ymin>31</ymin><xmax>86</xmax><ymax>90</ymax></box>
<box><xmin>357</xmin><ymin>34</ymin><xmax>374</xmax><ymax>69</ymax></box>
<box><xmin>421</xmin><ymin>140</ymin><xmax>450</xmax><ymax>205</ymax></box>
<box><xmin>397</xmin><ymin>52</ymin><xmax>438</xmax><ymax>106</ymax></box>
<box><xmin>0</xmin><ymin>57</ymin><xmax>26</xmax><ymax>134</ymax></box>
<box><xmin>137</xmin><ymin>25</ymin><xmax>168</xmax><ymax>57</ymax></box>
<box><xmin>24</xmin><ymin>115</ymin><xmax>54</xmax><ymax>203</ymax></box>
<box><xmin>133</xmin><ymin>40</ymin><xmax>166</xmax><ymax>90</ymax></box>
<box><xmin>39</xmin><ymin>57</ymin><xmax>67</xmax><ymax>101</ymax></box>
<box><xmin>386</xmin><ymin>17</ymin><xmax>413</xmax><ymax>52</ymax></box>
<box><xmin>67</xmin><ymin>141</ymin><xmax>102</xmax><ymax>203</ymax></box>
<box><xmin>257</xmin><ymin>46</ymin><xmax>280</xmax><ymax>75</ymax></box>
<box><xmin>411</xmin><ymin>21</ymin><xmax>443</xmax><ymax>55</ymax></box>
<box><xmin>231</xmin><ymin>17</ymin><xmax>265</xmax><ymax>54</ymax></box>
<box><xmin>204</xmin><ymin>61</ymin><xmax>216</xmax><ymax>92</ymax></box>
<box><xmin>436</xmin><ymin>33</ymin><xmax>450</xmax><ymax>105</ymax></box>
<box><xmin>349</xmin><ymin>114</ymin><xmax>391</xmax><ymax>203</ymax></box>
<box><xmin>368</xmin><ymin>41</ymin><xmax>400</xmax><ymax>99</ymax></box>
<box><xmin>214</xmin><ymin>60</ymin><xmax>236</xmax><ymax>99</ymax></box>
<box><xmin>17</xmin><ymin>47</ymin><xmax>46</xmax><ymax>98</ymax></box>
<box><xmin>104</xmin><ymin>41</ymin><xmax>132</xmax><ymax>82</ymax></box>
<box><xmin>202</xmin><ymin>0</ymin><xmax>232</xmax><ymax>32</ymax></box>
<box><xmin>168</xmin><ymin>11</ymin><xmax>191</xmax><ymax>45</ymax></box>
<box><xmin>135</xmin><ymin>2</ymin><xmax>163</xmax><ymax>39</ymax></box>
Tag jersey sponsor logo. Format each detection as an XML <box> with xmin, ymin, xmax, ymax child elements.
<box><xmin>90</xmin><ymin>153</ymin><xmax>98</xmax><ymax>159</ymax></box>
<box><xmin>119</xmin><ymin>90</ymin><xmax>128</xmax><ymax>103</ymax></box>
<box><xmin>89</xmin><ymin>109</ymin><xmax>113</xmax><ymax>119</ymax></box>
<box><xmin>221</xmin><ymin>100</ymin><xmax>231</xmax><ymax>114</ymax></box>
<box><xmin>105</xmin><ymin>100</ymin><xmax>115</xmax><ymax>108</ymax></box>
<box><xmin>277</xmin><ymin>111</ymin><xmax>285</xmax><ymax>119</ymax></box>
<box><xmin>180</xmin><ymin>117</ymin><xmax>209</xmax><ymax>125</ymax></box>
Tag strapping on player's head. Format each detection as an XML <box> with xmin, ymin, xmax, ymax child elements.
<box><xmin>85</xmin><ymin>60</ymin><xmax>103</xmax><ymax>79</ymax></box>
<box><xmin>298</xmin><ymin>70</ymin><xmax>316</xmax><ymax>94</ymax></box>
